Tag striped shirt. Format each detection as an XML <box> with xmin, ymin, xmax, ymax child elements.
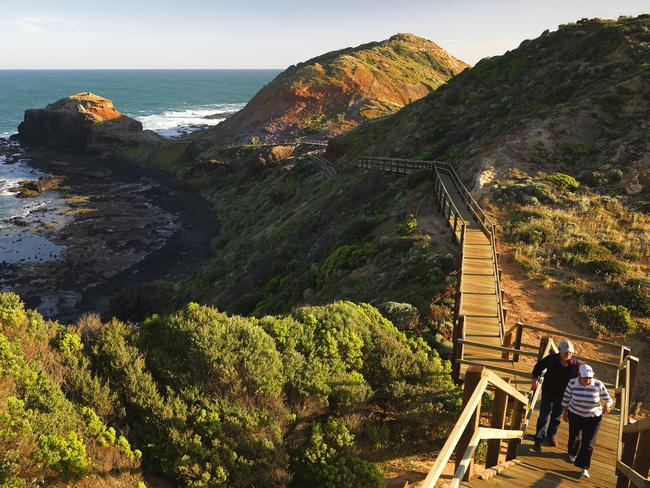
<box><xmin>562</xmin><ymin>378</ymin><xmax>613</xmax><ymax>417</ymax></box>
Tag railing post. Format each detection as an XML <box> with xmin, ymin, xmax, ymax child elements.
<box><xmin>617</xmin><ymin>428</ymin><xmax>639</xmax><ymax>488</ymax></box>
<box><xmin>506</xmin><ymin>398</ymin><xmax>525</xmax><ymax>461</ymax></box>
<box><xmin>512</xmin><ymin>322</ymin><xmax>524</xmax><ymax>362</ymax></box>
<box><xmin>616</xmin><ymin>347</ymin><xmax>631</xmax><ymax>410</ymax></box>
<box><xmin>628</xmin><ymin>356</ymin><xmax>639</xmax><ymax>408</ymax></box>
<box><xmin>486</xmin><ymin>380</ymin><xmax>510</xmax><ymax>469</ymax></box>
<box><xmin>455</xmin><ymin>366</ymin><xmax>485</xmax><ymax>481</ymax></box>
<box><xmin>502</xmin><ymin>329</ymin><xmax>513</xmax><ymax>360</ymax></box>
<box><xmin>453</xmin><ymin>213</ymin><xmax>458</xmax><ymax>234</ymax></box>
<box><xmin>452</xmin><ymin>316</ymin><xmax>466</xmax><ymax>382</ymax></box>
<box><xmin>632</xmin><ymin>430</ymin><xmax>650</xmax><ymax>483</ymax></box>
<box><xmin>538</xmin><ymin>336</ymin><xmax>550</xmax><ymax>361</ymax></box>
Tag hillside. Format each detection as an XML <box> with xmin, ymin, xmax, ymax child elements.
<box><xmin>190</xmin><ymin>33</ymin><xmax>467</xmax><ymax>149</ymax></box>
<box><xmin>332</xmin><ymin>15</ymin><xmax>650</xmax><ymax>338</ymax></box>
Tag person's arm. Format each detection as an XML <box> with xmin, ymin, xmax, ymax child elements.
<box><xmin>531</xmin><ymin>355</ymin><xmax>551</xmax><ymax>389</ymax></box>
<box><xmin>561</xmin><ymin>380</ymin><xmax>573</xmax><ymax>421</ymax></box>
<box><xmin>601</xmin><ymin>382</ymin><xmax>614</xmax><ymax>414</ymax></box>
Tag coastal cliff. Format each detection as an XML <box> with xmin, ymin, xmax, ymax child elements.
<box><xmin>191</xmin><ymin>33</ymin><xmax>467</xmax><ymax>147</ymax></box>
<box><xmin>18</xmin><ymin>92</ymin><xmax>163</xmax><ymax>153</ymax></box>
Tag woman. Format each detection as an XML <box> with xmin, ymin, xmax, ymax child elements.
<box><xmin>561</xmin><ymin>363</ymin><xmax>613</xmax><ymax>479</ymax></box>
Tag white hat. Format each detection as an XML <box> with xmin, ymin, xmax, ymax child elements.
<box><xmin>559</xmin><ymin>340</ymin><xmax>575</xmax><ymax>353</ymax></box>
<box><xmin>579</xmin><ymin>364</ymin><xmax>594</xmax><ymax>378</ymax></box>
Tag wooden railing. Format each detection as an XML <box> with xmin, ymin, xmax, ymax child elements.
<box><xmin>421</xmin><ymin>366</ymin><xmax>529</xmax><ymax>488</ymax></box>
<box><xmin>616</xmin><ymin>353</ymin><xmax>648</xmax><ymax>488</ymax></box>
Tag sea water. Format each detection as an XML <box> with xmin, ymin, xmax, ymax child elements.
<box><xmin>0</xmin><ymin>69</ymin><xmax>280</xmax><ymax>138</ymax></box>
<box><xmin>0</xmin><ymin>69</ymin><xmax>279</xmax><ymax>263</ymax></box>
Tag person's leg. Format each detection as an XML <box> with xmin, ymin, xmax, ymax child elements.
<box><xmin>546</xmin><ymin>396</ymin><xmax>564</xmax><ymax>442</ymax></box>
<box><xmin>567</xmin><ymin>411</ymin><xmax>582</xmax><ymax>458</ymax></box>
<box><xmin>575</xmin><ymin>415</ymin><xmax>602</xmax><ymax>469</ymax></box>
<box><xmin>534</xmin><ymin>395</ymin><xmax>552</xmax><ymax>443</ymax></box>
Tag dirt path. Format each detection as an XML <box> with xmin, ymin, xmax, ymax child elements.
<box><xmin>498</xmin><ymin>242</ymin><xmax>649</xmax><ymax>410</ymax></box>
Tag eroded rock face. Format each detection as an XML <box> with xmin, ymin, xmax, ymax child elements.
<box><xmin>18</xmin><ymin>92</ymin><xmax>162</xmax><ymax>152</ymax></box>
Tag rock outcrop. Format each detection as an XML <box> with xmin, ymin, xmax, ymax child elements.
<box><xmin>192</xmin><ymin>33</ymin><xmax>467</xmax><ymax>148</ymax></box>
<box><xmin>18</xmin><ymin>92</ymin><xmax>163</xmax><ymax>152</ymax></box>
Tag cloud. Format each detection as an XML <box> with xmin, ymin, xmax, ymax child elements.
<box><xmin>13</xmin><ymin>16</ymin><xmax>63</xmax><ymax>34</ymax></box>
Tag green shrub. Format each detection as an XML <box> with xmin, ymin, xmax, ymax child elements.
<box><xmin>291</xmin><ymin>418</ymin><xmax>382</xmax><ymax>488</ymax></box>
<box><xmin>563</xmin><ymin>141</ymin><xmax>590</xmax><ymax>158</ymax></box>
<box><xmin>594</xmin><ymin>305</ymin><xmax>636</xmax><ymax>334</ymax></box>
<box><xmin>567</xmin><ymin>241</ymin><xmax>610</xmax><ymax>259</ymax></box>
<box><xmin>377</xmin><ymin>302</ymin><xmax>420</xmax><ymax>330</ymax></box>
<box><xmin>396</xmin><ymin>214</ymin><xmax>418</xmax><ymax>235</ymax></box>
<box><xmin>0</xmin><ymin>293</ymin><xmax>26</xmax><ymax>328</ymax></box>
<box><xmin>316</xmin><ymin>243</ymin><xmax>376</xmax><ymax>287</ymax></box>
<box><xmin>547</xmin><ymin>173</ymin><xmax>580</xmax><ymax>191</ymax></box>
<box><xmin>37</xmin><ymin>432</ymin><xmax>88</xmax><ymax>480</ymax></box>
<box><xmin>581</xmin><ymin>259</ymin><xmax>630</xmax><ymax>279</ymax></box>
<box><xmin>509</xmin><ymin>221</ymin><xmax>556</xmax><ymax>245</ymax></box>
<box><xmin>600</xmin><ymin>240</ymin><xmax>625</xmax><ymax>254</ymax></box>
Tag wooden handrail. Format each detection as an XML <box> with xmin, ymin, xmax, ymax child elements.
<box><xmin>518</xmin><ymin>322</ymin><xmax>625</xmax><ymax>349</ymax></box>
<box><xmin>421</xmin><ymin>366</ymin><xmax>529</xmax><ymax>488</ymax></box>
<box><xmin>457</xmin><ymin>339</ymin><xmax>539</xmax><ymax>358</ymax></box>
<box><xmin>624</xmin><ymin>417</ymin><xmax>650</xmax><ymax>435</ymax></box>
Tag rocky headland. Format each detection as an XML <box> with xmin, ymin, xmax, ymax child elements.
<box><xmin>188</xmin><ymin>33</ymin><xmax>468</xmax><ymax>151</ymax></box>
<box><xmin>17</xmin><ymin>92</ymin><xmax>164</xmax><ymax>153</ymax></box>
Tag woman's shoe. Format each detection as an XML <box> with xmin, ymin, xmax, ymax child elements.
<box><xmin>568</xmin><ymin>454</ymin><xmax>576</xmax><ymax>463</ymax></box>
<box><xmin>581</xmin><ymin>469</ymin><xmax>590</xmax><ymax>478</ymax></box>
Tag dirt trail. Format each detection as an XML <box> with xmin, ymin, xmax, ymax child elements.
<box><xmin>498</xmin><ymin>242</ymin><xmax>649</xmax><ymax>410</ymax></box>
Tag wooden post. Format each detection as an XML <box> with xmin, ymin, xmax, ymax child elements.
<box><xmin>452</xmin><ymin>316</ymin><xmax>466</xmax><ymax>382</ymax></box>
<box><xmin>453</xmin><ymin>213</ymin><xmax>458</xmax><ymax>234</ymax></box>
<box><xmin>506</xmin><ymin>398</ymin><xmax>525</xmax><ymax>461</ymax></box>
<box><xmin>455</xmin><ymin>366</ymin><xmax>485</xmax><ymax>481</ymax></box>
<box><xmin>513</xmin><ymin>322</ymin><xmax>524</xmax><ymax>362</ymax></box>
<box><xmin>616</xmin><ymin>430</ymin><xmax>640</xmax><ymax>488</ymax></box>
<box><xmin>538</xmin><ymin>336</ymin><xmax>550</xmax><ymax>361</ymax></box>
<box><xmin>628</xmin><ymin>356</ymin><xmax>639</xmax><ymax>407</ymax></box>
<box><xmin>502</xmin><ymin>307</ymin><xmax>508</xmax><ymax>325</ymax></box>
<box><xmin>632</xmin><ymin>429</ymin><xmax>650</xmax><ymax>481</ymax></box>
<box><xmin>486</xmin><ymin>381</ymin><xmax>510</xmax><ymax>468</ymax></box>
<box><xmin>501</xmin><ymin>330</ymin><xmax>513</xmax><ymax>360</ymax></box>
<box><xmin>616</xmin><ymin>348</ymin><xmax>631</xmax><ymax>410</ymax></box>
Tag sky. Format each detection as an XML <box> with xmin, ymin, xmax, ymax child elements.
<box><xmin>0</xmin><ymin>0</ymin><xmax>647</xmax><ymax>69</ymax></box>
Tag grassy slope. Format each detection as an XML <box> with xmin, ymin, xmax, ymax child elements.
<box><xmin>333</xmin><ymin>16</ymin><xmax>650</xmax><ymax>336</ymax></box>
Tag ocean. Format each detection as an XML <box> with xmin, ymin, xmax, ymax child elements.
<box><xmin>0</xmin><ymin>69</ymin><xmax>279</xmax><ymax>265</ymax></box>
<box><xmin>0</xmin><ymin>69</ymin><xmax>280</xmax><ymax>138</ymax></box>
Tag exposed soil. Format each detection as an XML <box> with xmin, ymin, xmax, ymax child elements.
<box><xmin>0</xmin><ymin>148</ymin><xmax>219</xmax><ymax>323</ymax></box>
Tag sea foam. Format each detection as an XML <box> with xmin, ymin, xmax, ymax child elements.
<box><xmin>135</xmin><ymin>103</ymin><xmax>244</xmax><ymax>137</ymax></box>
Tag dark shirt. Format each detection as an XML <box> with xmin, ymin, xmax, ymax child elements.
<box><xmin>532</xmin><ymin>353</ymin><xmax>580</xmax><ymax>398</ymax></box>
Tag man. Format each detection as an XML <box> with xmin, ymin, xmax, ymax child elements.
<box><xmin>530</xmin><ymin>339</ymin><xmax>580</xmax><ymax>452</ymax></box>
<box><xmin>562</xmin><ymin>364</ymin><xmax>613</xmax><ymax>479</ymax></box>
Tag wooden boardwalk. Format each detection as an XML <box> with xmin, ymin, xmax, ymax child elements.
<box><xmin>437</xmin><ymin>173</ymin><xmax>531</xmax><ymax>393</ymax></box>
<box><xmin>462</xmin><ymin>404</ymin><xmax>620</xmax><ymax>487</ymax></box>
<box><xmin>356</xmin><ymin>157</ymin><xmax>648</xmax><ymax>488</ymax></box>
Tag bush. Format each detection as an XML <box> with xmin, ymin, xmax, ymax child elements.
<box><xmin>37</xmin><ymin>432</ymin><xmax>88</xmax><ymax>480</ymax></box>
<box><xmin>0</xmin><ymin>292</ymin><xmax>27</xmax><ymax>328</ymax></box>
<box><xmin>291</xmin><ymin>418</ymin><xmax>382</xmax><ymax>488</ymax></box>
<box><xmin>396</xmin><ymin>214</ymin><xmax>418</xmax><ymax>235</ymax></box>
<box><xmin>594</xmin><ymin>305</ymin><xmax>636</xmax><ymax>334</ymax></box>
<box><xmin>547</xmin><ymin>173</ymin><xmax>580</xmax><ymax>191</ymax></box>
<box><xmin>567</xmin><ymin>241</ymin><xmax>610</xmax><ymax>259</ymax></box>
<box><xmin>377</xmin><ymin>302</ymin><xmax>420</xmax><ymax>330</ymax></box>
<box><xmin>509</xmin><ymin>220</ymin><xmax>556</xmax><ymax>245</ymax></box>
<box><xmin>581</xmin><ymin>259</ymin><xmax>630</xmax><ymax>280</ymax></box>
<box><xmin>316</xmin><ymin>243</ymin><xmax>376</xmax><ymax>287</ymax></box>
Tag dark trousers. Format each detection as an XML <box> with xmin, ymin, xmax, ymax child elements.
<box><xmin>534</xmin><ymin>394</ymin><xmax>563</xmax><ymax>441</ymax></box>
<box><xmin>567</xmin><ymin>411</ymin><xmax>602</xmax><ymax>469</ymax></box>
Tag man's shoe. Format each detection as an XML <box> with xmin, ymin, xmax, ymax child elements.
<box><xmin>532</xmin><ymin>441</ymin><xmax>542</xmax><ymax>453</ymax></box>
<box><xmin>546</xmin><ymin>435</ymin><xmax>557</xmax><ymax>447</ymax></box>
<box><xmin>581</xmin><ymin>469</ymin><xmax>590</xmax><ymax>478</ymax></box>
<box><xmin>569</xmin><ymin>454</ymin><xmax>576</xmax><ymax>463</ymax></box>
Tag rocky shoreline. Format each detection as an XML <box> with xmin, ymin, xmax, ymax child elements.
<box><xmin>0</xmin><ymin>144</ymin><xmax>218</xmax><ymax>322</ymax></box>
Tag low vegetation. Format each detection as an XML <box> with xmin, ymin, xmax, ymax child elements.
<box><xmin>0</xmin><ymin>293</ymin><xmax>460</xmax><ymax>487</ymax></box>
<box><xmin>489</xmin><ymin>168</ymin><xmax>649</xmax><ymax>336</ymax></box>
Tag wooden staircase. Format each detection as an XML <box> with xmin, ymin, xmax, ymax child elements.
<box><xmin>357</xmin><ymin>156</ymin><xmax>650</xmax><ymax>488</ymax></box>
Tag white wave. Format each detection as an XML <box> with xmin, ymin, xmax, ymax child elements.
<box><xmin>135</xmin><ymin>103</ymin><xmax>245</xmax><ymax>138</ymax></box>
